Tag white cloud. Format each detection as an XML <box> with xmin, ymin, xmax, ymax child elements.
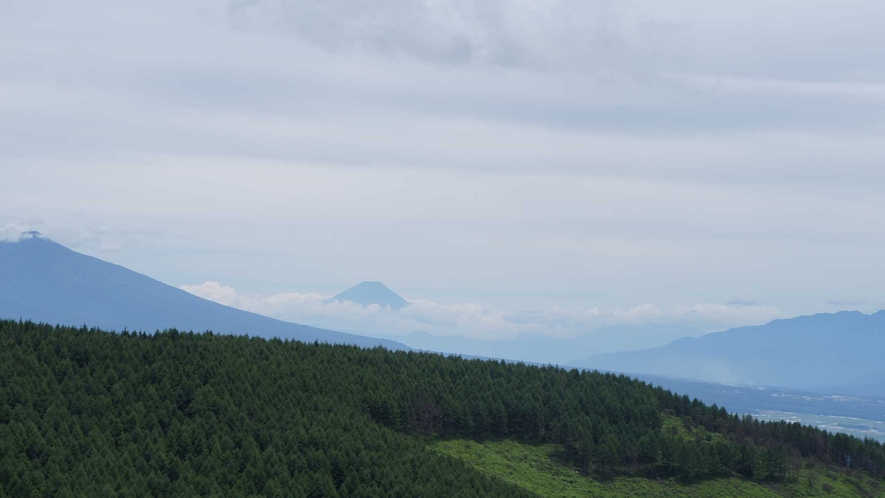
<box><xmin>0</xmin><ymin>223</ymin><xmax>56</xmax><ymax>243</ymax></box>
<box><xmin>670</xmin><ymin>303</ymin><xmax>780</xmax><ymax>326</ymax></box>
<box><xmin>825</xmin><ymin>298</ymin><xmax>869</xmax><ymax>307</ymax></box>
<box><xmin>228</xmin><ymin>0</ymin><xmax>673</xmax><ymax>73</ymax></box>
<box><xmin>180</xmin><ymin>281</ymin><xmax>780</xmax><ymax>340</ymax></box>
<box><xmin>180</xmin><ymin>281</ymin><xmax>243</xmax><ymax>307</ymax></box>
<box><xmin>0</xmin><ymin>216</ymin><xmax>167</xmax><ymax>254</ymax></box>
<box><xmin>0</xmin><ymin>224</ymin><xmax>28</xmax><ymax>242</ymax></box>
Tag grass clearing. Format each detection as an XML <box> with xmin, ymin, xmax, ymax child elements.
<box><xmin>431</xmin><ymin>439</ymin><xmax>885</xmax><ymax>497</ymax></box>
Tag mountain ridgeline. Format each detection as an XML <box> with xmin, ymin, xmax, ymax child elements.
<box><xmin>573</xmin><ymin>311</ymin><xmax>885</xmax><ymax>396</ymax></box>
<box><xmin>403</xmin><ymin>323</ymin><xmax>702</xmax><ymax>365</ymax></box>
<box><xmin>330</xmin><ymin>281</ymin><xmax>409</xmax><ymax>310</ymax></box>
<box><xmin>0</xmin><ymin>234</ymin><xmax>407</xmax><ymax>350</ymax></box>
<box><xmin>1</xmin><ymin>320</ymin><xmax>883</xmax><ymax>497</ymax></box>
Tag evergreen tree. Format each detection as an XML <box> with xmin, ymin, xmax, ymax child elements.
<box><xmin>0</xmin><ymin>319</ymin><xmax>881</xmax><ymax>496</ymax></box>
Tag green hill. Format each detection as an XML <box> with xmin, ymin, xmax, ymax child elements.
<box><xmin>0</xmin><ymin>320</ymin><xmax>883</xmax><ymax>497</ymax></box>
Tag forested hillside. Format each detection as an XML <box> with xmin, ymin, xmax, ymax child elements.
<box><xmin>1</xmin><ymin>320</ymin><xmax>883</xmax><ymax>497</ymax></box>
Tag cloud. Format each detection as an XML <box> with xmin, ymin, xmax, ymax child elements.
<box><xmin>0</xmin><ymin>224</ymin><xmax>31</xmax><ymax>242</ymax></box>
<box><xmin>0</xmin><ymin>226</ymin><xmax>45</xmax><ymax>243</ymax></box>
<box><xmin>727</xmin><ymin>297</ymin><xmax>759</xmax><ymax>306</ymax></box>
<box><xmin>228</xmin><ymin>0</ymin><xmax>679</xmax><ymax>74</ymax></box>
<box><xmin>670</xmin><ymin>303</ymin><xmax>780</xmax><ymax>325</ymax></box>
<box><xmin>0</xmin><ymin>217</ymin><xmax>167</xmax><ymax>253</ymax></box>
<box><xmin>180</xmin><ymin>281</ymin><xmax>243</xmax><ymax>307</ymax></box>
<box><xmin>4</xmin><ymin>0</ymin><xmax>885</xmax><ymax>174</ymax></box>
<box><xmin>3</xmin><ymin>0</ymin><xmax>885</xmax><ymax>325</ymax></box>
<box><xmin>180</xmin><ymin>281</ymin><xmax>780</xmax><ymax>339</ymax></box>
<box><xmin>825</xmin><ymin>298</ymin><xmax>869</xmax><ymax>306</ymax></box>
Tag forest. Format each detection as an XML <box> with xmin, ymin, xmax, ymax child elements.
<box><xmin>0</xmin><ymin>319</ymin><xmax>883</xmax><ymax>497</ymax></box>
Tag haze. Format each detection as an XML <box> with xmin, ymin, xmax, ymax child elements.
<box><xmin>3</xmin><ymin>0</ymin><xmax>885</xmax><ymax>340</ymax></box>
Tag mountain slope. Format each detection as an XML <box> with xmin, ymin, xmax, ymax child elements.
<box><xmin>572</xmin><ymin>311</ymin><xmax>885</xmax><ymax>395</ymax></box>
<box><xmin>2</xmin><ymin>320</ymin><xmax>882</xmax><ymax>497</ymax></box>
<box><xmin>825</xmin><ymin>370</ymin><xmax>885</xmax><ymax>398</ymax></box>
<box><xmin>331</xmin><ymin>280</ymin><xmax>409</xmax><ymax>310</ymax></box>
<box><xmin>0</xmin><ymin>234</ymin><xmax>407</xmax><ymax>349</ymax></box>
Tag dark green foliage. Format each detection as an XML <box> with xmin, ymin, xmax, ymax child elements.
<box><xmin>0</xmin><ymin>320</ymin><xmax>882</xmax><ymax>497</ymax></box>
<box><xmin>0</xmin><ymin>321</ymin><xmax>533</xmax><ymax>497</ymax></box>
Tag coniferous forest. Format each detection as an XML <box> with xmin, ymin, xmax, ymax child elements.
<box><xmin>1</xmin><ymin>320</ymin><xmax>883</xmax><ymax>497</ymax></box>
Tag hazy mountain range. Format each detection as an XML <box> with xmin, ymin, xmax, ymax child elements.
<box><xmin>326</xmin><ymin>282</ymin><xmax>703</xmax><ymax>364</ymax></box>
<box><xmin>3</xmin><ymin>232</ymin><xmax>883</xmax><ymax>398</ymax></box>
<box><xmin>400</xmin><ymin>323</ymin><xmax>702</xmax><ymax>365</ymax></box>
<box><xmin>572</xmin><ymin>311</ymin><xmax>885</xmax><ymax>397</ymax></box>
<box><xmin>0</xmin><ymin>233</ymin><xmax>408</xmax><ymax>350</ymax></box>
<box><xmin>338</xmin><ymin>282</ymin><xmax>883</xmax><ymax>398</ymax></box>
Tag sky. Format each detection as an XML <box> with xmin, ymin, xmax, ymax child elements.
<box><xmin>2</xmin><ymin>0</ymin><xmax>884</xmax><ymax>340</ymax></box>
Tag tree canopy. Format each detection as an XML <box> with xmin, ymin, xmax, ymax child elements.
<box><xmin>0</xmin><ymin>320</ymin><xmax>882</xmax><ymax>497</ymax></box>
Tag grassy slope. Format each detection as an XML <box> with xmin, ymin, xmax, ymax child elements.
<box><xmin>432</xmin><ymin>439</ymin><xmax>885</xmax><ymax>498</ymax></box>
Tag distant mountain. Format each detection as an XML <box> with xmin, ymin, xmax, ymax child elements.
<box><xmin>571</xmin><ymin>311</ymin><xmax>885</xmax><ymax>396</ymax></box>
<box><xmin>0</xmin><ymin>233</ymin><xmax>408</xmax><ymax>350</ymax></box>
<box><xmin>401</xmin><ymin>323</ymin><xmax>701</xmax><ymax>365</ymax></box>
<box><xmin>332</xmin><ymin>281</ymin><xmax>409</xmax><ymax>310</ymax></box>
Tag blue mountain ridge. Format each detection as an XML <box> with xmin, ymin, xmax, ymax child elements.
<box><xmin>571</xmin><ymin>310</ymin><xmax>885</xmax><ymax>396</ymax></box>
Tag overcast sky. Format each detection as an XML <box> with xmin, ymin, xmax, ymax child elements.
<box><xmin>2</xmin><ymin>0</ymin><xmax>884</xmax><ymax>339</ymax></box>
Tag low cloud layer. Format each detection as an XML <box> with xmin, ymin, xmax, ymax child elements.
<box><xmin>181</xmin><ymin>281</ymin><xmax>780</xmax><ymax>340</ymax></box>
